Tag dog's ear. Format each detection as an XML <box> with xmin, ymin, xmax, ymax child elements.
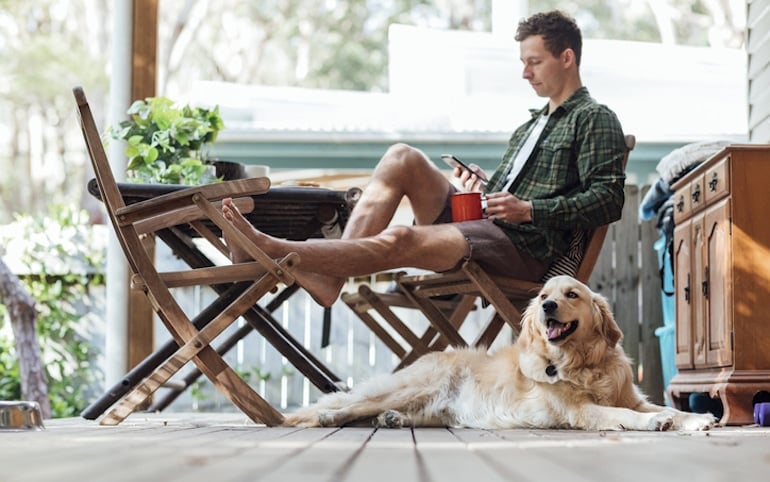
<box><xmin>593</xmin><ymin>292</ymin><xmax>622</xmax><ymax>347</ymax></box>
<box><xmin>519</xmin><ymin>295</ymin><xmax>541</xmax><ymax>345</ymax></box>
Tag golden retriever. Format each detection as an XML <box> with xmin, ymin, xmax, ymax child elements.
<box><xmin>283</xmin><ymin>275</ymin><xmax>715</xmax><ymax>431</ymax></box>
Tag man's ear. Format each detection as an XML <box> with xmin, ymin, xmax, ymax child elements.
<box><xmin>561</xmin><ymin>48</ymin><xmax>576</xmax><ymax>68</ymax></box>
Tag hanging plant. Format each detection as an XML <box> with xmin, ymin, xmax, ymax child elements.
<box><xmin>111</xmin><ymin>96</ymin><xmax>225</xmax><ymax>185</ymax></box>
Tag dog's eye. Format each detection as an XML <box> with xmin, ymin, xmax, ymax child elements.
<box><xmin>566</xmin><ymin>291</ymin><xmax>578</xmax><ymax>299</ymax></box>
<box><xmin>540</xmin><ymin>294</ymin><xmax>547</xmax><ymax>300</ymax></box>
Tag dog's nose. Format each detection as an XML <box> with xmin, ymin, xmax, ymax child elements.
<box><xmin>542</xmin><ymin>299</ymin><xmax>557</xmax><ymax>314</ymax></box>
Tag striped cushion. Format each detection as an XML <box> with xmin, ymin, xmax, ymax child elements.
<box><xmin>540</xmin><ymin>230</ymin><xmax>586</xmax><ymax>281</ymax></box>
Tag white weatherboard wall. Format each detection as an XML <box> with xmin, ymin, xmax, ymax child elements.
<box><xmin>748</xmin><ymin>0</ymin><xmax>770</xmax><ymax>142</ymax></box>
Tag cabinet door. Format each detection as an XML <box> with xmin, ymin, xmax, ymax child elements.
<box><xmin>673</xmin><ymin>220</ymin><xmax>693</xmax><ymax>369</ymax></box>
<box><xmin>705</xmin><ymin>198</ymin><xmax>732</xmax><ymax>367</ymax></box>
<box><xmin>691</xmin><ymin>214</ymin><xmax>708</xmax><ymax>368</ymax></box>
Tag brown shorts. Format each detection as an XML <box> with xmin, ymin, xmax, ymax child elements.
<box><xmin>433</xmin><ymin>188</ymin><xmax>548</xmax><ymax>281</ymax></box>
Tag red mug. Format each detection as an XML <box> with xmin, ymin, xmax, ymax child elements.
<box><xmin>451</xmin><ymin>192</ymin><xmax>484</xmax><ymax>222</ymax></box>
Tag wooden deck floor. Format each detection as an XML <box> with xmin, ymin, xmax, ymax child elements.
<box><xmin>2</xmin><ymin>412</ymin><xmax>769</xmax><ymax>482</ymax></box>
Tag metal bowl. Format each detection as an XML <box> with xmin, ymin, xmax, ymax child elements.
<box><xmin>0</xmin><ymin>401</ymin><xmax>45</xmax><ymax>431</ymax></box>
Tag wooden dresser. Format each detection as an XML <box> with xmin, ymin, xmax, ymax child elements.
<box><xmin>667</xmin><ymin>144</ymin><xmax>770</xmax><ymax>425</ymax></box>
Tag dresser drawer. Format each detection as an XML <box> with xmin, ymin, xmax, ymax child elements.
<box><xmin>673</xmin><ymin>175</ymin><xmax>706</xmax><ymax>223</ymax></box>
<box><xmin>704</xmin><ymin>155</ymin><xmax>730</xmax><ymax>205</ymax></box>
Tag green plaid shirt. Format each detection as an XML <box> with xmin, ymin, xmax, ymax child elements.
<box><xmin>485</xmin><ymin>87</ymin><xmax>626</xmax><ymax>262</ymax></box>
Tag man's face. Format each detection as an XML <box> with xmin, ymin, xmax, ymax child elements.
<box><xmin>519</xmin><ymin>35</ymin><xmax>568</xmax><ymax>99</ymax></box>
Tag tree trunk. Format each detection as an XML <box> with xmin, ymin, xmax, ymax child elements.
<box><xmin>0</xmin><ymin>255</ymin><xmax>51</xmax><ymax>419</ymax></box>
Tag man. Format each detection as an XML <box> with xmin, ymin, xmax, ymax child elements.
<box><xmin>223</xmin><ymin>10</ymin><xmax>627</xmax><ymax>308</ymax></box>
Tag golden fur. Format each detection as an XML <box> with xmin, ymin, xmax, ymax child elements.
<box><xmin>283</xmin><ymin>276</ymin><xmax>715</xmax><ymax>431</ymax></box>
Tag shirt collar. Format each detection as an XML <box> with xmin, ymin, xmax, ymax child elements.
<box><xmin>529</xmin><ymin>86</ymin><xmax>590</xmax><ymax>119</ymax></box>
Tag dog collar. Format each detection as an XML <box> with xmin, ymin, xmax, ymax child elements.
<box><xmin>546</xmin><ymin>364</ymin><xmax>558</xmax><ymax>377</ymax></box>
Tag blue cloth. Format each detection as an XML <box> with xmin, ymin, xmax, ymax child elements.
<box><xmin>639</xmin><ymin>177</ymin><xmax>673</xmax><ymax>221</ymax></box>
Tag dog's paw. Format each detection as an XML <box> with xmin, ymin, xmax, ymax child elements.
<box><xmin>648</xmin><ymin>412</ymin><xmax>675</xmax><ymax>431</ymax></box>
<box><xmin>374</xmin><ymin>409</ymin><xmax>408</xmax><ymax>428</ymax></box>
<box><xmin>282</xmin><ymin>414</ymin><xmax>319</xmax><ymax>428</ymax></box>
<box><xmin>676</xmin><ymin>412</ymin><xmax>717</xmax><ymax>431</ymax></box>
<box><xmin>317</xmin><ymin>410</ymin><xmax>341</xmax><ymax>427</ymax></box>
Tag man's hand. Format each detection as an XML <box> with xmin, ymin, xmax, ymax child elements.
<box><xmin>484</xmin><ymin>192</ymin><xmax>533</xmax><ymax>224</ymax></box>
<box><xmin>453</xmin><ymin>164</ymin><xmax>487</xmax><ymax>192</ymax></box>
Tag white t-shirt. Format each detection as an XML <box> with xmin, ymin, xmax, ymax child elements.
<box><xmin>501</xmin><ymin>113</ymin><xmax>550</xmax><ymax>192</ymax></box>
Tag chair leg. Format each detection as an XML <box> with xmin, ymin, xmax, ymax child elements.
<box><xmin>341</xmin><ymin>291</ymin><xmax>409</xmax><ymax>360</ymax></box>
<box><xmin>158</xmin><ymin>229</ymin><xmax>343</xmax><ymax>392</ymax></box>
<box><xmin>462</xmin><ymin>261</ymin><xmax>526</xmax><ymax>330</ymax></box>
<box><xmin>101</xmin><ymin>257</ymin><xmax>297</xmax><ymax>426</ymax></box>
<box><xmin>471</xmin><ymin>311</ymin><xmax>510</xmax><ymax>348</ymax></box>
<box><xmin>393</xmin><ymin>294</ymin><xmax>477</xmax><ymax>370</ymax></box>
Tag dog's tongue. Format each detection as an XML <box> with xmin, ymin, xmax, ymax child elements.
<box><xmin>546</xmin><ymin>320</ymin><xmax>570</xmax><ymax>340</ymax></box>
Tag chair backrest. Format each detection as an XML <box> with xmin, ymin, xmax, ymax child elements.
<box><xmin>542</xmin><ymin>134</ymin><xmax>636</xmax><ymax>284</ymax></box>
<box><xmin>73</xmin><ymin>86</ymin><xmax>144</xmax><ymax>276</ymax></box>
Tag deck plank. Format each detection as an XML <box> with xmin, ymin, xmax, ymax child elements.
<box><xmin>341</xmin><ymin>427</ymin><xmax>423</xmax><ymax>482</ymax></box>
<box><xmin>1</xmin><ymin>414</ymin><xmax>769</xmax><ymax>482</ymax></box>
<box><xmin>413</xmin><ymin>427</ymin><xmax>511</xmax><ymax>482</ymax></box>
<box><xmin>255</xmin><ymin>428</ymin><xmax>376</xmax><ymax>482</ymax></box>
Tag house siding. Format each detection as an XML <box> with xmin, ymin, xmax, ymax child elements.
<box><xmin>748</xmin><ymin>0</ymin><xmax>770</xmax><ymax>142</ymax></box>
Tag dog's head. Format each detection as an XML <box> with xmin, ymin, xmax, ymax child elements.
<box><xmin>521</xmin><ymin>275</ymin><xmax>622</xmax><ymax>349</ymax></box>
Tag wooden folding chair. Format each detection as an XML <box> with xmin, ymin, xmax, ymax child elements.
<box><xmin>74</xmin><ymin>86</ymin><xmax>300</xmax><ymax>426</ymax></box>
<box><xmin>342</xmin><ymin>135</ymin><xmax>635</xmax><ymax>369</ymax></box>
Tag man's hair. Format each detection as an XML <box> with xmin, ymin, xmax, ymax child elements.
<box><xmin>515</xmin><ymin>10</ymin><xmax>582</xmax><ymax>66</ymax></box>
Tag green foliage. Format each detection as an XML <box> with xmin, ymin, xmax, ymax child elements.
<box><xmin>0</xmin><ymin>327</ymin><xmax>21</xmax><ymax>400</ymax></box>
<box><xmin>0</xmin><ymin>204</ymin><xmax>105</xmax><ymax>417</ymax></box>
<box><xmin>111</xmin><ymin>96</ymin><xmax>225</xmax><ymax>185</ymax></box>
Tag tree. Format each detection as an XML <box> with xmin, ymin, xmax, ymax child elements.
<box><xmin>0</xmin><ymin>0</ymin><xmax>110</xmax><ymax>224</ymax></box>
<box><xmin>0</xmin><ymin>0</ymin><xmax>746</xmax><ymax>224</ymax></box>
<box><xmin>0</xmin><ymin>254</ymin><xmax>51</xmax><ymax>418</ymax></box>
<box><xmin>156</xmin><ymin>0</ymin><xmax>491</xmax><ymax>95</ymax></box>
<box><xmin>530</xmin><ymin>0</ymin><xmax>744</xmax><ymax>47</ymax></box>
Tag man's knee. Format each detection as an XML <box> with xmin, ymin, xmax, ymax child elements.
<box><xmin>378</xmin><ymin>225</ymin><xmax>419</xmax><ymax>255</ymax></box>
<box><xmin>384</xmin><ymin>142</ymin><xmax>417</xmax><ymax>158</ymax></box>
<box><xmin>381</xmin><ymin>143</ymin><xmax>429</xmax><ymax>170</ymax></box>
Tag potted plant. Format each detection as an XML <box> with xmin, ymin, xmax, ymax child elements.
<box><xmin>111</xmin><ymin>96</ymin><xmax>226</xmax><ymax>185</ymax></box>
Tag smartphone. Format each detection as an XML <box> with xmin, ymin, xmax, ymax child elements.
<box><xmin>441</xmin><ymin>154</ymin><xmax>488</xmax><ymax>186</ymax></box>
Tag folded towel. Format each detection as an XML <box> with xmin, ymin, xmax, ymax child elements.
<box><xmin>656</xmin><ymin>140</ymin><xmax>731</xmax><ymax>184</ymax></box>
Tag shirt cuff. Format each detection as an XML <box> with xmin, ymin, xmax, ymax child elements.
<box><xmin>530</xmin><ymin>199</ymin><xmax>544</xmax><ymax>224</ymax></box>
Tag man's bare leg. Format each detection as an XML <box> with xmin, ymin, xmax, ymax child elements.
<box><xmin>340</xmin><ymin>143</ymin><xmax>453</xmax><ymax>239</ymax></box>
<box><xmin>222</xmin><ymin>200</ymin><xmax>468</xmax><ymax>307</ymax></box>
<box><xmin>224</xmin><ymin>143</ymin><xmax>458</xmax><ymax>306</ymax></box>
<box><xmin>310</xmin><ymin>143</ymin><xmax>455</xmax><ymax>301</ymax></box>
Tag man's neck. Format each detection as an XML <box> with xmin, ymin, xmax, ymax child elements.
<box><xmin>548</xmin><ymin>79</ymin><xmax>583</xmax><ymax>113</ymax></box>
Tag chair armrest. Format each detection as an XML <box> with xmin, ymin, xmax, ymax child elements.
<box><xmin>113</xmin><ymin>177</ymin><xmax>270</xmax><ymax>227</ymax></box>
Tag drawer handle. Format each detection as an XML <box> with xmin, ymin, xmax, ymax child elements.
<box><xmin>676</xmin><ymin>195</ymin><xmax>685</xmax><ymax>213</ymax></box>
<box><xmin>691</xmin><ymin>184</ymin><xmax>701</xmax><ymax>203</ymax></box>
<box><xmin>702</xmin><ymin>267</ymin><xmax>709</xmax><ymax>298</ymax></box>
<box><xmin>709</xmin><ymin>172</ymin><xmax>719</xmax><ymax>192</ymax></box>
<box><xmin>684</xmin><ymin>274</ymin><xmax>690</xmax><ymax>303</ymax></box>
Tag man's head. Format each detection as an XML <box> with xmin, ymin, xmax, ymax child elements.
<box><xmin>515</xmin><ymin>10</ymin><xmax>582</xmax><ymax>66</ymax></box>
<box><xmin>516</xmin><ymin>11</ymin><xmax>583</xmax><ymax>106</ymax></box>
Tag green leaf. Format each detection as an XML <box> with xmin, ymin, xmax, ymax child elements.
<box><xmin>145</xmin><ymin>147</ymin><xmax>159</xmax><ymax>162</ymax></box>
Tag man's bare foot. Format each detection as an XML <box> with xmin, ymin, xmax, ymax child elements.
<box><xmin>221</xmin><ymin>198</ymin><xmax>345</xmax><ymax>307</ymax></box>
<box><xmin>222</xmin><ymin>197</ymin><xmax>264</xmax><ymax>263</ymax></box>
<box><xmin>292</xmin><ymin>271</ymin><xmax>346</xmax><ymax>308</ymax></box>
